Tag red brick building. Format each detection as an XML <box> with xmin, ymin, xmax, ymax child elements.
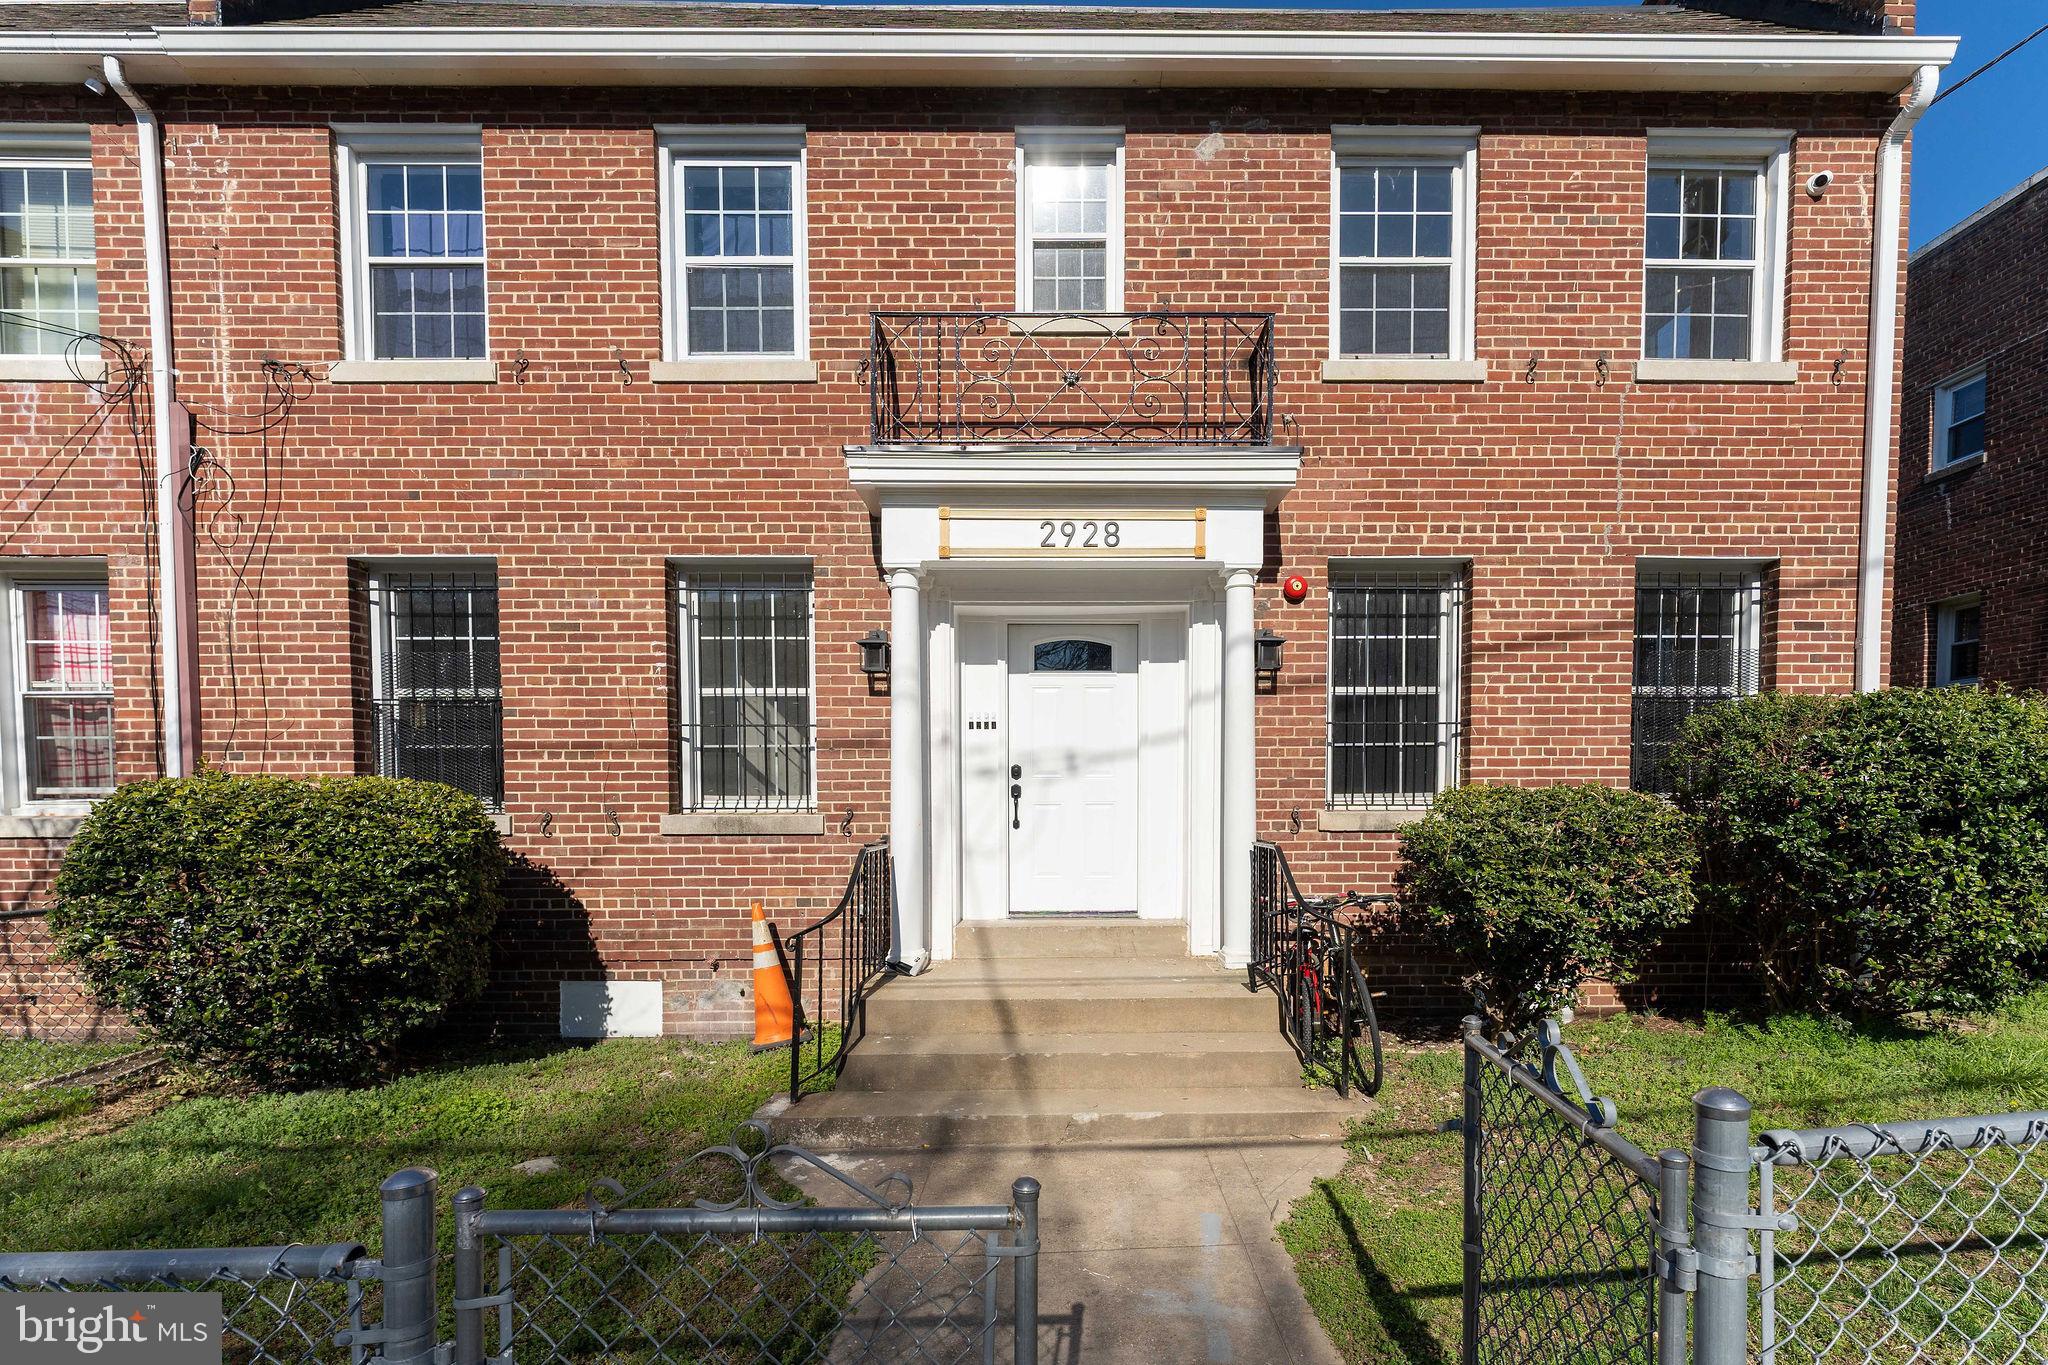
<box><xmin>1894</xmin><ymin>168</ymin><xmax>2048</xmax><ymax>691</ymax></box>
<box><xmin>0</xmin><ymin>0</ymin><xmax>1951</xmax><ymax>1038</ymax></box>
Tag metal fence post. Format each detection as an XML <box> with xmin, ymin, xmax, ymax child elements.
<box><xmin>379</xmin><ymin>1168</ymin><xmax>440</xmax><ymax>1365</ymax></box>
<box><xmin>1460</xmin><ymin>1014</ymin><xmax>1484</xmax><ymax>1365</ymax></box>
<box><xmin>1656</xmin><ymin>1147</ymin><xmax>1693</xmax><ymax>1365</ymax></box>
<box><xmin>1012</xmin><ymin>1176</ymin><xmax>1040</xmax><ymax>1365</ymax></box>
<box><xmin>1691</xmin><ymin>1088</ymin><xmax>1754</xmax><ymax>1365</ymax></box>
<box><xmin>451</xmin><ymin>1185</ymin><xmax>485</xmax><ymax>1365</ymax></box>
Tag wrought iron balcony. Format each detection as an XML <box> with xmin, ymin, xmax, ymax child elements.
<box><xmin>865</xmin><ymin>310</ymin><xmax>1276</xmax><ymax>447</ymax></box>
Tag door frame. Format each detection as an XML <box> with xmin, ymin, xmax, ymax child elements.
<box><xmin>941</xmin><ymin>590</ymin><xmax>1207</xmax><ymax>955</ymax></box>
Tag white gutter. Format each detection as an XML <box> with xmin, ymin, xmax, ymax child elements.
<box><xmin>101</xmin><ymin>55</ymin><xmax>192</xmax><ymax>777</ymax></box>
<box><xmin>0</xmin><ymin>28</ymin><xmax>1959</xmax><ymax>91</ymax></box>
<box><xmin>1855</xmin><ymin>62</ymin><xmax>1940</xmax><ymax>694</ymax></box>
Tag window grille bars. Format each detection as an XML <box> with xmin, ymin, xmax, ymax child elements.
<box><xmin>367</xmin><ymin>571</ymin><xmax>504</xmax><ymax>809</ymax></box>
<box><xmin>1631</xmin><ymin>569</ymin><xmax>1763</xmax><ymax>794</ymax></box>
<box><xmin>1327</xmin><ymin>575</ymin><xmax>1465</xmax><ymax>808</ymax></box>
<box><xmin>677</xmin><ymin>570</ymin><xmax>815</xmax><ymax>813</ymax></box>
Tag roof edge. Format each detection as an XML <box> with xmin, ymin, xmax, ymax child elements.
<box><xmin>1914</xmin><ymin>167</ymin><xmax>2048</xmax><ymax>264</ymax></box>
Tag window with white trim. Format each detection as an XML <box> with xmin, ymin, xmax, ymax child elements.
<box><xmin>1631</xmin><ymin>565</ymin><xmax>1765</xmax><ymax>792</ymax></box>
<box><xmin>1327</xmin><ymin>569</ymin><xmax>1465</xmax><ymax>807</ymax></box>
<box><xmin>1643</xmin><ymin>131</ymin><xmax>1789</xmax><ymax>363</ymax></box>
<box><xmin>674</xmin><ymin>566</ymin><xmax>815</xmax><ymax>811</ymax></box>
<box><xmin>364</xmin><ymin>566</ymin><xmax>502</xmax><ymax>808</ymax></box>
<box><xmin>336</xmin><ymin>126</ymin><xmax>486</xmax><ymax>362</ymax></box>
<box><xmin>1933</xmin><ymin>367</ymin><xmax>1988</xmax><ymax>470</ymax></box>
<box><xmin>1934</xmin><ymin>598</ymin><xmax>1981</xmax><ymax>687</ymax></box>
<box><xmin>0</xmin><ymin>129</ymin><xmax>96</xmax><ymax>357</ymax></box>
<box><xmin>1331</xmin><ymin>127</ymin><xmax>1477</xmax><ymax>361</ymax></box>
<box><xmin>7</xmin><ymin>578</ymin><xmax>112</xmax><ymax>805</ymax></box>
<box><xmin>662</xmin><ymin>129</ymin><xmax>806</xmax><ymax>359</ymax></box>
<box><xmin>1016</xmin><ymin>130</ymin><xmax>1122</xmax><ymax>312</ymax></box>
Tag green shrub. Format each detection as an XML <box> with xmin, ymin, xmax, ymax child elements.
<box><xmin>1669</xmin><ymin>687</ymin><xmax>2048</xmax><ymax>1019</ymax></box>
<box><xmin>49</xmin><ymin>773</ymin><xmax>505</xmax><ymax>1088</ymax></box>
<box><xmin>1395</xmin><ymin>783</ymin><xmax>1697</xmax><ymax>1029</ymax></box>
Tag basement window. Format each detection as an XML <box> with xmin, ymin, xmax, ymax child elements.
<box><xmin>336</xmin><ymin>125</ymin><xmax>488</xmax><ymax>363</ymax></box>
<box><xmin>364</xmin><ymin>565</ymin><xmax>503</xmax><ymax>809</ymax></box>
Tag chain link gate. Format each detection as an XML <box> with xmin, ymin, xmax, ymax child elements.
<box><xmin>452</xmin><ymin>1122</ymin><xmax>1041</xmax><ymax>1365</ymax></box>
<box><xmin>1461</xmin><ymin>1016</ymin><xmax>1691</xmax><ymax>1365</ymax></box>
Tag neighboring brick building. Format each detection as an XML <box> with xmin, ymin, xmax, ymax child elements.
<box><xmin>1894</xmin><ymin>168</ymin><xmax>2048</xmax><ymax>691</ymax></box>
<box><xmin>0</xmin><ymin>0</ymin><xmax>1951</xmax><ymax>1037</ymax></box>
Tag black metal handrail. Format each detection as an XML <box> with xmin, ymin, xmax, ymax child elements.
<box><xmin>866</xmin><ymin>310</ymin><xmax>1277</xmax><ymax>446</ymax></box>
<box><xmin>780</xmin><ymin>838</ymin><xmax>895</xmax><ymax>1105</ymax></box>
<box><xmin>1250</xmin><ymin>840</ymin><xmax>1391</xmax><ymax>1098</ymax></box>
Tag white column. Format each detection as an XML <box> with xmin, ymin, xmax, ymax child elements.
<box><xmin>888</xmin><ymin>568</ymin><xmax>931</xmax><ymax>973</ymax></box>
<box><xmin>1220</xmin><ymin>568</ymin><xmax>1257</xmax><ymax>969</ymax></box>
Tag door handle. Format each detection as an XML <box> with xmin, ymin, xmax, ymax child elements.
<box><xmin>1010</xmin><ymin>783</ymin><xmax>1022</xmax><ymax>829</ymax></box>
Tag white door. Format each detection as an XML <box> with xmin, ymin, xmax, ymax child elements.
<box><xmin>1007</xmin><ymin>624</ymin><xmax>1141</xmax><ymax>914</ymax></box>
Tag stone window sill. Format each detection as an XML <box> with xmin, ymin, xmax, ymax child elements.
<box><xmin>1321</xmin><ymin>358</ymin><xmax>1486</xmax><ymax>384</ymax></box>
<box><xmin>649</xmin><ymin>359</ymin><xmax>818</xmax><ymax>384</ymax></box>
<box><xmin>1925</xmin><ymin>453</ymin><xmax>1985</xmax><ymax>483</ymax></box>
<box><xmin>1318</xmin><ymin>806</ymin><xmax>1429</xmax><ymax>833</ymax></box>
<box><xmin>661</xmin><ymin>811</ymin><xmax>824</xmax><ymax>836</ymax></box>
<box><xmin>327</xmin><ymin>360</ymin><xmax>499</xmax><ymax>384</ymax></box>
<box><xmin>1007</xmin><ymin>315</ymin><xmax>1134</xmax><ymax>337</ymax></box>
<box><xmin>0</xmin><ymin>356</ymin><xmax>109</xmax><ymax>383</ymax></box>
<box><xmin>1633</xmin><ymin>359</ymin><xmax>1799</xmax><ymax>385</ymax></box>
<box><xmin>489</xmin><ymin>813</ymin><xmax>513</xmax><ymax>835</ymax></box>
<box><xmin>0</xmin><ymin>811</ymin><xmax>87</xmax><ymax>839</ymax></box>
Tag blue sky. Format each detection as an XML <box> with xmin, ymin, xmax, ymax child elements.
<box><xmin>854</xmin><ymin>0</ymin><xmax>2042</xmax><ymax>249</ymax></box>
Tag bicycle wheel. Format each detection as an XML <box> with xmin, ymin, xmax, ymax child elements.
<box><xmin>1338</xmin><ymin>951</ymin><xmax>1384</xmax><ymax>1098</ymax></box>
<box><xmin>1293</xmin><ymin>966</ymin><xmax>1319</xmax><ymax>1060</ymax></box>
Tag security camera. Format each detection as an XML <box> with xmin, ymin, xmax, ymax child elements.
<box><xmin>83</xmin><ymin>76</ymin><xmax>106</xmax><ymax>96</ymax></box>
<box><xmin>1805</xmin><ymin>170</ymin><xmax>1834</xmax><ymax>200</ymax></box>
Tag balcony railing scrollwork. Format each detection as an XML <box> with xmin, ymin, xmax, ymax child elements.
<box><xmin>866</xmin><ymin>310</ymin><xmax>1277</xmax><ymax>447</ymax></box>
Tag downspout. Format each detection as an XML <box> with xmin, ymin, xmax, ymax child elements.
<box><xmin>101</xmin><ymin>56</ymin><xmax>195</xmax><ymax>775</ymax></box>
<box><xmin>1855</xmin><ymin>63</ymin><xmax>1941</xmax><ymax>693</ymax></box>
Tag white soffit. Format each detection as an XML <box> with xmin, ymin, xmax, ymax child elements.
<box><xmin>0</xmin><ymin>28</ymin><xmax>1958</xmax><ymax>90</ymax></box>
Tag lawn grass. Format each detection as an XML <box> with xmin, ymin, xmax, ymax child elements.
<box><xmin>1280</xmin><ymin>991</ymin><xmax>2048</xmax><ymax>1365</ymax></box>
<box><xmin>0</xmin><ymin>1037</ymin><xmax>146</xmax><ymax>1138</ymax></box>
<box><xmin>0</xmin><ymin>1036</ymin><xmax>796</xmax><ymax>1254</ymax></box>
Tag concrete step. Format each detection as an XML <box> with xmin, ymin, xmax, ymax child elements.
<box><xmin>863</xmin><ymin>976</ymin><xmax>1278</xmax><ymax>1035</ymax></box>
<box><xmin>953</xmin><ymin>918</ymin><xmax>1189</xmax><ymax>960</ymax></box>
<box><xmin>923</xmin><ymin>955</ymin><xmax>1238</xmax><ymax>985</ymax></box>
<box><xmin>836</xmin><ymin>1030</ymin><xmax>1303</xmax><ymax>1093</ymax></box>
<box><xmin>769</xmin><ymin>1085</ymin><xmax>1359</xmax><ymax>1150</ymax></box>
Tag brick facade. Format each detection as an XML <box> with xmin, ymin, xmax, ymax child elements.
<box><xmin>1893</xmin><ymin>173</ymin><xmax>2048</xmax><ymax>691</ymax></box>
<box><xmin>0</xmin><ymin>73</ymin><xmax>1913</xmax><ymax>1035</ymax></box>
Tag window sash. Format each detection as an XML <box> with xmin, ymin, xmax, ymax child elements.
<box><xmin>1016</xmin><ymin>136</ymin><xmax>1121</xmax><ymax>312</ymax></box>
<box><xmin>1326</xmin><ymin>577</ymin><xmax>1463</xmax><ymax>806</ymax></box>
<box><xmin>1643</xmin><ymin>161</ymin><xmax>1767</xmax><ymax>362</ymax></box>
<box><xmin>11</xmin><ymin>582</ymin><xmax>113</xmax><ymax>804</ymax></box>
<box><xmin>1937</xmin><ymin>373</ymin><xmax>1988</xmax><ymax>467</ymax></box>
<box><xmin>1629</xmin><ymin>570</ymin><xmax>1764</xmax><ymax>792</ymax></box>
<box><xmin>339</xmin><ymin>139</ymin><xmax>488</xmax><ymax>363</ymax></box>
<box><xmin>1935</xmin><ymin>601</ymin><xmax>1981</xmax><ymax>687</ymax></box>
<box><xmin>0</xmin><ymin>158</ymin><xmax>98</xmax><ymax>356</ymax></box>
<box><xmin>677</xmin><ymin>570</ymin><xmax>816</xmax><ymax>811</ymax></box>
<box><xmin>669</xmin><ymin>149</ymin><xmax>805</xmax><ymax>360</ymax></box>
<box><xmin>1329</xmin><ymin>144</ymin><xmax>1471</xmax><ymax>362</ymax></box>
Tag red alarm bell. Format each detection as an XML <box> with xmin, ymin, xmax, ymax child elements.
<box><xmin>1282</xmin><ymin>574</ymin><xmax>1309</xmax><ymax>604</ymax></box>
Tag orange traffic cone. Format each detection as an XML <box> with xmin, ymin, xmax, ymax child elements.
<box><xmin>750</xmin><ymin>901</ymin><xmax>796</xmax><ymax>1052</ymax></box>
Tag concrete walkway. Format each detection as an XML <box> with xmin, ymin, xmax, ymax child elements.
<box><xmin>773</xmin><ymin>1129</ymin><xmax>1349</xmax><ymax>1364</ymax></box>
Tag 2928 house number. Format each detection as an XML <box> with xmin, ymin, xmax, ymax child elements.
<box><xmin>1039</xmin><ymin>519</ymin><xmax>1122</xmax><ymax>549</ymax></box>
<box><xmin>937</xmin><ymin>506</ymin><xmax>1207</xmax><ymax>559</ymax></box>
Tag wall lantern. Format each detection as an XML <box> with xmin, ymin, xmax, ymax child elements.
<box><xmin>857</xmin><ymin>629</ymin><xmax>892</xmax><ymax>691</ymax></box>
<box><xmin>1255</xmin><ymin>628</ymin><xmax>1285</xmax><ymax>688</ymax></box>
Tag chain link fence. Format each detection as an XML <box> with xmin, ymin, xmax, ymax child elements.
<box><xmin>1757</xmin><ymin>1113</ymin><xmax>2048</xmax><ymax>1364</ymax></box>
<box><xmin>1466</xmin><ymin>1015</ymin><xmax>2048</xmax><ymax>1365</ymax></box>
<box><xmin>0</xmin><ymin>1130</ymin><xmax>1040</xmax><ymax>1364</ymax></box>
<box><xmin>457</xmin><ymin>1123</ymin><xmax>1039</xmax><ymax>1365</ymax></box>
